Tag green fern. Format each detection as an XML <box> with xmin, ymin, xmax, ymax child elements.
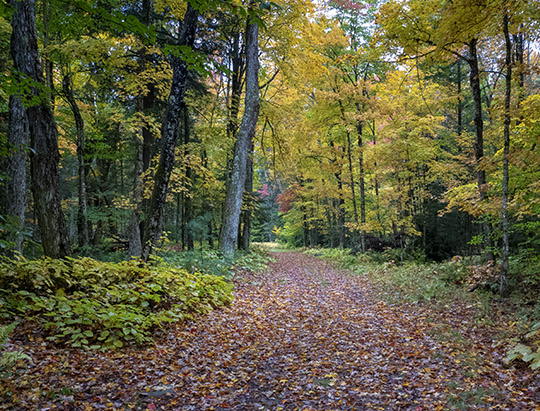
<box><xmin>0</xmin><ymin>322</ymin><xmax>17</xmax><ymax>346</ymax></box>
<box><xmin>0</xmin><ymin>322</ymin><xmax>31</xmax><ymax>372</ymax></box>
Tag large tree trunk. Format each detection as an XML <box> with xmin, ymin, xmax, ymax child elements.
<box><xmin>501</xmin><ymin>12</ymin><xmax>512</xmax><ymax>295</ymax></box>
<box><xmin>141</xmin><ymin>4</ymin><xmax>198</xmax><ymax>261</ymax></box>
<box><xmin>2</xmin><ymin>96</ymin><xmax>29</xmax><ymax>255</ymax></box>
<box><xmin>219</xmin><ymin>19</ymin><xmax>260</xmax><ymax>257</ymax></box>
<box><xmin>10</xmin><ymin>0</ymin><xmax>69</xmax><ymax>258</ymax></box>
<box><xmin>62</xmin><ymin>73</ymin><xmax>89</xmax><ymax>248</ymax></box>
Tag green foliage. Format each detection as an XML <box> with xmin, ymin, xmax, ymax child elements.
<box><xmin>162</xmin><ymin>246</ymin><xmax>275</xmax><ymax>277</ymax></box>
<box><xmin>0</xmin><ymin>322</ymin><xmax>31</xmax><ymax>375</ymax></box>
<box><xmin>0</xmin><ymin>257</ymin><xmax>233</xmax><ymax>350</ymax></box>
<box><xmin>305</xmin><ymin>248</ymin><xmax>488</xmax><ymax>305</ymax></box>
<box><xmin>506</xmin><ymin>321</ymin><xmax>540</xmax><ymax>370</ymax></box>
<box><xmin>163</xmin><ymin>249</ymin><xmax>234</xmax><ymax>277</ymax></box>
<box><xmin>509</xmin><ymin>249</ymin><xmax>540</xmax><ymax>287</ymax></box>
<box><xmin>304</xmin><ymin>248</ymin><xmax>359</xmax><ymax>269</ymax></box>
<box><xmin>233</xmin><ymin>245</ymin><xmax>276</xmax><ymax>273</ymax></box>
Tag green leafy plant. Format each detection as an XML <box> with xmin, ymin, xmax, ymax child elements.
<box><xmin>506</xmin><ymin>321</ymin><xmax>540</xmax><ymax>370</ymax></box>
<box><xmin>0</xmin><ymin>257</ymin><xmax>233</xmax><ymax>350</ymax></box>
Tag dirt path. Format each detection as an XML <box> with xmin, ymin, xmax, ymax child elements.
<box><xmin>5</xmin><ymin>252</ymin><xmax>538</xmax><ymax>410</ymax></box>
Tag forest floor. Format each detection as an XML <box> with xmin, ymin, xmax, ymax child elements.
<box><xmin>3</xmin><ymin>252</ymin><xmax>540</xmax><ymax>410</ymax></box>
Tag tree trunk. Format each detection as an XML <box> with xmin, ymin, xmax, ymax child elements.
<box><xmin>346</xmin><ymin>132</ymin><xmax>359</xmax><ymax>248</ymax></box>
<box><xmin>2</xmin><ymin>96</ymin><xmax>29</xmax><ymax>255</ymax></box>
<box><xmin>219</xmin><ymin>19</ymin><xmax>260</xmax><ymax>257</ymax></box>
<box><xmin>240</xmin><ymin>140</ymin><xmax>254</xmax><ymax>251</ymax></box>
<box><xmin>62</xmin><ymin>73</ymin><xmax>89</xmax><ymax>248</ymax></box>
<box><xmin>182</xmin><ymin>105</ymin><xmax>194</xmax><ymax>251</ymax></box>
<box><xmin>457</xmin><ymin>59</ymin><xmax>463</xmax><ymax>141</ymax></box>
<box><xmin>11</xmin><ymin>0</ymin><xmax>69</xmax><ymax>258</ymax></box>
<box><xmin>141</xmin><ymin>4</ymin><xmax>198</xmax><ymax>261</ymax></box>
<box><xmin>501</xmin><ymin>12</ymin><xmax>512</xmax><ymax>295</ymax></box>
<box><xmin>42</xmin><ymin>0</ymin><xmax>54</xmax><ymax>108</ymax></box>
<box><xmin>356</xmin><ymin>121</ymin><xmax>366</xmax><ymax>253</ymax></box>
<box><xmin>128</xmin><ymin>0</ymin><xmax>155</xmax><ymax>259</ymax></box>
<box><xmin>337</xmin><ymin>176</ymin><xmax>346</xmax><ymax>248</ymax></box>
<box><xmin>467</xmin><ymin>38</ymin><xmax>493</xmax><ymax>261</ymax></box>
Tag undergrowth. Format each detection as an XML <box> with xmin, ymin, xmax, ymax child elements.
<box><xmin>304</xmin><ymin>247</ymin><xmax>540</xmax><ymax>370</ymax></box>
<box><xmin>0</xmin><ymin>257</ymin><xmax>233</xmax><ymax>350</ymax></box>
<box><xmin>159</xmin><ymin>245</ymin><xmax>275</xmax><ymax>277</ymax></box>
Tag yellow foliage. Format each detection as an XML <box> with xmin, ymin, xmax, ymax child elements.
<box><xmin>155</xmin><ymin>0</ymin><xmax>188</xmax><ymax>19</ymax></box>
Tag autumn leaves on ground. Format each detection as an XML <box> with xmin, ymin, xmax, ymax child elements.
<box><xmin>4</xmin><ymin>252</ymin><xmax>539</xmax><ymax>410</ymax></box>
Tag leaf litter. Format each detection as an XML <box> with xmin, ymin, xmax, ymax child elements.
<box><xmin>2</xmin><ymin>252</ymin><xmax>539</xmax><ymax>410</ymax></box>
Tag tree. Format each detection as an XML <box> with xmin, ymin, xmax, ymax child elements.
<box><xmin>141</xmin><ymin>3</ymin><xmax>198</xmax><ymax>261</ymax></box>
<box><xmin>219</xmin><ymin>15</ymin><xmax>260</xmax><ymax>257</ymax></box>
<box><xmin>10</xmin><ymin>0</ymin><xmax>69</xmax><ymax>258</ymax></box>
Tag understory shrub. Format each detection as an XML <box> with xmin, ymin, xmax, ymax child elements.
<box><xmin>0</xmin><ymin>257</ymin><xmax>233</xmax><ymax>350</ymax></box>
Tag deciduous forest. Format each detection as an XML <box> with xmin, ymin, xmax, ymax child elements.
<box><xmin>1</xmin><ymin>0</ymin><xmax>540</xmax><ymax>409</ymax></box>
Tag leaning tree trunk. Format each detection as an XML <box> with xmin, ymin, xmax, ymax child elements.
<box><xmin>10</xmin><ymin>0</ymin><xmax>69</xmax><ymax>258</ymax></box>
<box><xmin>141</xmin><ymin>4</ymin><xmax>198</xmax><ymax>261</ymax></box>
<box><xmin>1</xmin><ymin>95</ymin><xmax>29</xmax><ymax>255</ymax></box>
<box><xmin>219</xmin><ymin>19</ymin><xmax>260</xmax><ymax>257</ymax></box>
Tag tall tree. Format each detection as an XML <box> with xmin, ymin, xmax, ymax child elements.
<box><xmin>500</xmin><ymin>8</ymin><xmax>512</xmax><ymax>294</ymax></box>
<box><xmin>10</xmin><ymin>0</ymin><xmax>69</xmax><ymax>258</ymax></box>
<box><xmin>141</xmin><ymin>3</ymin><xmax>198</xmax><ymax>261</ymax></box>
<box><xmin>219</xmin><ymin>16</ymin><xmax>260</xmax><ymax>256</ymax></box>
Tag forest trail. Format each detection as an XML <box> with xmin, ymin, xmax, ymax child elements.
<box><xmin>8</xmin><ymin>253</ymin><xmax>538</xmax><ymax>410</ymax></box>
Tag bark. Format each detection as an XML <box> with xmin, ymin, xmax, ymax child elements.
<box><xmin>182</xmin><ymin>105</ymin><xmax>194</xmax><ymax>251</ymax></box>
<box><xmin>42</xmin><ymin>0</ymin><xmax>54</xmax><ymax>107</ymax></box>
<box><xmin>2</xmin><ymin>96</ymin><xmax>29</xmax><ymax>255</ymax></box>
<box><xmin>62</xmin><ymin>73</ymin><xmax>89</xmax><ymax>248</ymax></box>
<box><xmin>222</xmin><ymin>28</ymin><xmax>245</xmax><ymax>230</ymax></box>
<box><xmin>501</xmin><ymin>12</ymin><xmax>512</xmax><ymax>295</ymax></box>
<box><xmin>457</xmin><ymin>59</ymin><xmax>463</xmax><ymax>140</ymax></box>
<box><xmin>141</xmin><ymin>4</ymin><xmax>198</xmax><ymax>261</ymax></box>
<box><xmin>227</xmin><ymin>30</ymin><xmax>245</xmax><ymax>144</ymax></box>
<box><xmin>219</xmin><ymin>19</ymin><xmax>260</xmax><ymax>257</ymax></box>
<box><xmin>239</xmin><ymin>140</ymin><xmax>254</xmax><ymax>251</ymax></box>
<box><xmin>11</xmin><ymin>0</ymin><xmax>69</xmax><ymax>258</ymax></box>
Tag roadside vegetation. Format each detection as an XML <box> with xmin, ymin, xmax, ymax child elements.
<box><xmin>304</xmin><ymin>247</ymin><xmax>540</xmax><ymax>371</ymax></box>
